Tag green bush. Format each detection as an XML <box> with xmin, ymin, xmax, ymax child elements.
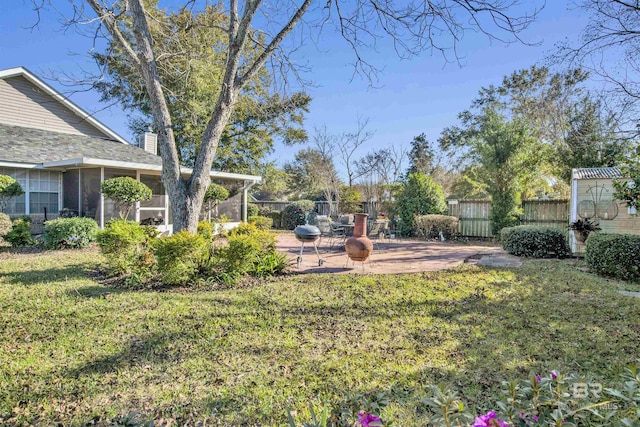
<box><xmin>585</xmin><ymin>232</ymin><xmax>640</xmax><ymax>281</ymax></box>
<box><xmin>214</xmin><ymin>223</ymin><xmax>281</xmax><ymax>277</ymax></box>
<box><xmin>154</xmin><ymin>231</ymin><xmax>209</xmax><ymax>285</ymax></box>
<box><xmin>281</xmin><ymin>200</ymin><xmax>315</xmax><ymax>230</ymax></box>
<box><xmin>248</xmin><ymin>215</ymin><xmax>273</xmax><ymax>230</ymax></box>
<box><xmin>247</xmin><ymin>203</ymin><xmax>259</xmax><ymax>217</ymax></box>
<box><xmin>501</xmin><ymin>225</ymin><xmax>569</xmax><ymax>258</ymax></box>
<box><xmin>43</xmin><ymin>217</ymin><xmax>98</xmax><ymax>249</ymax></box>
<box><xmin>254</xmin><ymin>251</ymin><xmax>289</xmax><ymax>277</ymax></box>
<box><xmin>197</xmin><ymin>220</ymin><xmax>214</xmax><ymax>240</ymax></box>
<box><xmin>0</xmin><ymin>174</ymin><xmax>24</xmax><ymax>212</ymax></box>
<box><xmin>394</xmin><ymin>173</ymin><xmax>446</xmax><ymax>236</ymax></box>
<box><xmin>97</xmin><ymin>219</ymin><xmax>155</xmax><ymax>275</ymax></box>
<box><xmin>0</xmin><ymin>212</ymin><xmax>12</xmax><ymax>245</ymax></box>
<box><xmin>414</xmin><ymin>214</ymin><xmax>459</xmax><ymax>239</ymax></box>
<box><xmin>269</xmin><ymin>210</ymin><xmax>282</xmax><ymax>229</ymax></box>
<box><xmin>4</xmin><ymin>218</ymin><xmax>35</xmax><ymax>247</ymax></box>
<box><xmin>258</xmin><ymin>206</ymin><xmax>272</xmax><ymax>217</ymax></box>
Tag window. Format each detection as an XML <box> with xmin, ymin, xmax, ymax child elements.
<box><xmin>0</xmin><ymin>167</ymin><xmax>27</xmax><ymax>215</ymax></box>
<box><xmin>28</xmin><ymin>170</ymin><xmax>60</xmax><ymax>215</ymax></box>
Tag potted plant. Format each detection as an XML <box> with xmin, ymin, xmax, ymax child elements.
<box><xmin>568</xmin><ymin>218</ymin><xmax>601</xmax><ymax>243</ymax></box>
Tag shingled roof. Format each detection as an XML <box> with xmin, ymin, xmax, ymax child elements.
<box><xmin>0</xmin><ymin>123</ymin><xmax>162</xmax><ymax>166</ymax></box>
<box><xmin>572</xmin><ymin>167</ymin><xmax>624</xmax><ymax>180</ymax></box>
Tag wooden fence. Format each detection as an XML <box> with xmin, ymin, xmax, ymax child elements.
<box><xmin>253</xmin><ymin>200</ymin><xmax>379</xmax><ymax>218</ymax></box>
<box><xmin>448</xmin><ymin>199</ymin><xmax>569</xmax><ymax>238</ymax></box>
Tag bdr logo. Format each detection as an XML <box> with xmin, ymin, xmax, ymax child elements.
<box><xmin>572</xmin><ymin>382</ymin><xmax>602</xmax><ymax>399</ymax></box>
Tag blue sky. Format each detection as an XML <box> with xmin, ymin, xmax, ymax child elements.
<box><xmin>0</xmin><ymin>1</ymin><xmax>589</xmax><ymax>170</ymax></box>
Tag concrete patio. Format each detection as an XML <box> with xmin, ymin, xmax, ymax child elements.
<box><xmin>276</xmin><ymin>232</ymin><xmax>518</xmax><ymax>274</ymax></box>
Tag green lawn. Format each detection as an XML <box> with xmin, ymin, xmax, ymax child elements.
<box><xmin>1</xmin><ymin>248</ymin><xmax>639</xmax><ymax>425</ymax></box>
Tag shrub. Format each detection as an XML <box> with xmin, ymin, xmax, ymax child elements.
<box><xmin>269</xmin><ymin>210</ymin><xmax>282</xmax><ymax>229</ymax></box>
<box><xmin>247</xmin><ymin>203</ymin><xmax>259</xmax><ymax>217</ymax></box>
<box><xmin>43</xmin><ymin>217</ymin><xmax>98</xmax><ymax>249</ymax></box>
<box><xmin>414</xmin><ymin>214</ymin><xmax>459</xmax><ymax>239</ymax></box>
<box><xmin>281</xmin><ymin>200</ymin><xmax>315</xmax><ymax>230</ymax></box>
<box><xmin>97</xmin><ymin>219</ymin><xmax>154</xmax><ymax>275</ymax></box>
<box><xmin>501</xmin><ymin>225</ymin><xmax>569</xmax><ymax>258</ymax></box>
<box><xmin>585</xmin><ymin>232</ymin><xmax>640</xmax><ymax>281</ymax></box>
<box><xmin>257</xmin><ymin>206</ymin><xmax>272</xmax><ymax>217</ymax></box>
<box><xmin>254</xmin><ymin>251</ymin><xmax>288</xmax><ymax>277</ymax></box>
<box><xmin>197</xmin><ymin>220</ymin><xmax>214</xmax><ymax>240</ymax></box>
<box><xmin>214</xmin><ymin>223</ymin><xmax>280</xmax><ymax>277</ymax></box>
<box><xmin>154</xmin><ymin>231</ymin><xmax>209</xmax><ymax>285</ymax></box>
<box><xmin>0</xmin><ymin>212</ymin><xmax>12</xmax><ymax>244</ymax></box>
<box><xmin>4</xmin><ymin>218</ymin><xmax>35</xmax><ymax>247</ymax></box>
<box><xmin>394</xmin><ymin>173</ymin><xmax>446</xmax><ymax>236</ymax></box>
<box><xmin>248</xmin><ymin>215</ymin><xmax>273</xmax><ymax>230</ymax></box>
<box><xmin>0</xmin><ymin>174</ymin><xmax>24</xmax><ymax>212</ymax></box>
<box><xmin>101</xmin><ymin>177</ymin><xmax>152</xmax><ymax>218</ymax></box>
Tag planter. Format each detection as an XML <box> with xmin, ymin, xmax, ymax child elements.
<box><xmin>573</xmin><ymin>230</ymin><xmax>588</xmax><ymax>243</ymax></box>
<box><xmin>345</xmin><ymin>213</ymin><xmax>373</xmax><ymax>262</ymax></box>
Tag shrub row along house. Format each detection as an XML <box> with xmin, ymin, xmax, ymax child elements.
<box><xmin>0</xmin><ymin>67</ymin><xmax>260</xmax><ymax>233</ymax></box>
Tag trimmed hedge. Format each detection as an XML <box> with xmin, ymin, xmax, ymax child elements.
<box><xmin>97</xmin><ymin>219</ymin><xmax>155</xmax><ymax>275</ymax></box>
<box><xmin>154</xmin><ymin>231</ymin><xmax>209</xmax><ymax>285</ymax></box>
<box><xmin>248</xmin><ymin>215</ymin><xmax>273</xmax><ymax>230</ymax></box>
<box><xmin>414</xmin><ymin>214</ymin><xmax>459</xmax><ymax>239</ymax></box>
<box><xmin>43</xmin><ymin>217</ymin><xmax>98</xmax><ymax>249</ymax></box>
<box><xmin>585</xmin><ymin>233</ymin><xmax>640</xmax><ymax>281</ymax></box>
<box><xmin>501</xmin><ymin>225</ymin><xmax>569</xmax><ymax>258</ymax></box>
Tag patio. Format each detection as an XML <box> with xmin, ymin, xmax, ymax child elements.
<box><xmin>276</xmin><ymin>232</ymin><xmax>518</xmax><ymax>274</ymax></box>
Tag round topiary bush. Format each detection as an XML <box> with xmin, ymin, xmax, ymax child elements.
<box><xmin>585</xmin><ymin>232</ymin><xmax>640</xmax><ymax>281</ymax></box>
<box><xmin>101</xmin><ymin>177</ymin><xmax>152</xmax><ymax>218</ymax></box>
<box><xmin>500</xmin><ymin>225</ymin><xmax>569</xmax><ymax>258</ymax></box>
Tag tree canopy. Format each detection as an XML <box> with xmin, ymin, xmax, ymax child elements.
<box><xmin>38</xmin><ymin>0</ymin><xmax>543</xmax><ymax>232</ymax></box>
<box><xmin>94</xmin><ymin>4</ymin><xmax>309</xmax><ymax>174</ymax></box>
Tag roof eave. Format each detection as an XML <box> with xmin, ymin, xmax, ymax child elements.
<box><xmin>42</xmin><ymin>157</ymin><xmax>262</xmax><ymax>182</ymax></box>
<box><xmin>0</xmin><ymin>66</ymin><xmax>129</xmax><ymax>145</ymax></box>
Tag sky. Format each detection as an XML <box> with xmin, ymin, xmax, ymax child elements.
<box><xmin>0</xmin><ymin>0</ymin><xmax>591</xmax><ymax>172</ymax></box>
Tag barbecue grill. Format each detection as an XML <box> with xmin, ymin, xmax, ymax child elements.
<box><xmin>294</xmin><ymin>224</ymin><xmax>324</xmax><ymax>268</ymax></box>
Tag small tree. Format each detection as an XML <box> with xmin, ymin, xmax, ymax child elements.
<box><xmin>394</xmin><ymin>172</ymin><xmax>447</xmax><ymax>236</ymax></box>
<box><xmin>203</xmin><ymin>183</ymin><xmax>230</xmax><ymax>221</ymax></box>
<box><xmin>101</xmin><ymin>177</ymin><xmax>152</xmax><ymax>219</ymax></box>
<box><xmin>613</xmin><ymin>154</ymin><xmax>640</xmax><ymax>215</ymax></box>
<box><xmin>0</xmin><ymin>175</ymin><xmax>24</xmax><ymax>212</ymax></box>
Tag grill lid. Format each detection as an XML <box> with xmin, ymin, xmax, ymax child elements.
<box><xmin>294</xmin><ymin>225</ymin><xmax>321</xmax><ymax>236</ymax></box>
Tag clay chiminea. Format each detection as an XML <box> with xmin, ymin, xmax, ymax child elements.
<box><xmin>345</xmin><ymin>213</ymin><xmax>373</xmax><ymax>262</ymax></box>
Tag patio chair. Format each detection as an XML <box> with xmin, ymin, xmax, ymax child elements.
<box><xmin>317</xmin><ymin>218</ymin><xmax>346</xmax><ymax>248</ymax></box>
<box><xmin>367</xmin><ymin>220</ymin><xmax>387</xmax><ymax>250</ymax></box>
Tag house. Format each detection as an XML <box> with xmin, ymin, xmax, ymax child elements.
<box><xmin>570</xmin><ymin>167</ymin><xmax>640</xmax><ymax>253</ymax></box>
<box><xmin>0</xmin><ymin>66</ymin><xmax>261</xmax><ymax>233</ymax></box>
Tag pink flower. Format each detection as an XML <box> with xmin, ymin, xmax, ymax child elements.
<box><xmin>550</xmin><ymin>371</ymin><xmax>558</xmax><ymax>380</ymax></box>
<box><xmin>473</xmin><ymin>411</ymin><xmax>509</xmax><ymax>427</ymax></box>
<box><xmin>357</xmin><ymin>412</ymin><xmax>382</xmax><ymax>427</ymax></box>
<box><xmin>536</xmin><ymin>375</ymin><xmax>542</xmax><ymax>382</ymax></box>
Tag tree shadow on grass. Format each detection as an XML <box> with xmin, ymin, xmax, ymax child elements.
<box><xmin>0</xmin><ymin>263</ymin><xmax>97</xmax><ymax>286</ymax></box>
<box><xmin>66</xmin><ymin>330</ymin><xmax>186</xmax><ymax>378</ymax></box>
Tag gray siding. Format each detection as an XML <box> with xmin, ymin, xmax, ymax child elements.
<box><xmin>0</xmin><ymin>76</ymin><xmax>109</xmax><ymax>138</ymax></box>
